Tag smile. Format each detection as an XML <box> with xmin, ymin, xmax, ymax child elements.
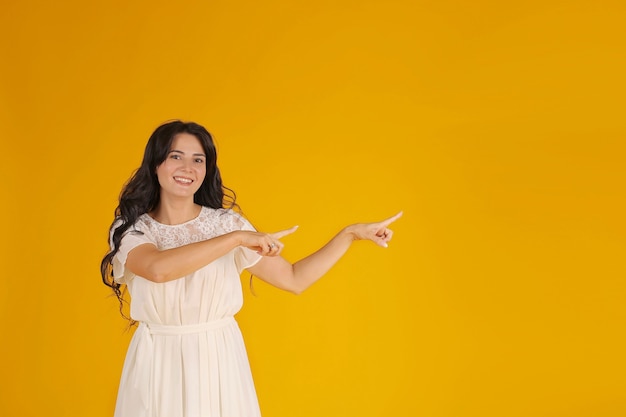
<box><xmin>174</xmin><ymin>176</ymin><xmax>193</xmax><ymax>184</ymax></box>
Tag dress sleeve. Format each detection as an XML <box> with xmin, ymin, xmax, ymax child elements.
<box><xmin>110</xmin><ymin>219</ymin><xmax>157</xmax><ymax>284</ymax></box>
<box><xmin>231</xmin><ymin>212</ymin><xmax>263</xmax><ymax>274</ymax></box>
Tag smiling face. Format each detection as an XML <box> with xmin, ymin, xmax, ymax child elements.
<box><xmin>155</xmin><ymin>133</ymin><xmax>207</xmax><ymax>201</ymax></box>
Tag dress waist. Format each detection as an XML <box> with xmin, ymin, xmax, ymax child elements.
<box><xmin>140</xmin><ymin>316</ymin><xmax>236</xmax><ymax>335</ymax></box>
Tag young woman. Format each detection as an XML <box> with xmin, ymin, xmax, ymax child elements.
<box><xmin>101</xmin><ymin>120</ymin><xmax>401</xmax><ymax>417</ymax></box>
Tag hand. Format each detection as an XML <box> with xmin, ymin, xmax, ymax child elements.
<box><xmin>236</xmin><ymin>226</ymin><xmax>299</xmax><ymax>256</ymax></box>
<box><xmin>346</xmin><ymin>211</ymin><xmax>403</xmax><ymax>248</ymax></box>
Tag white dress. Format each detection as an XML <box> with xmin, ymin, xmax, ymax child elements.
<box><xmin>111</xmin><ymin>207</ymin><xmax>263</xmax><ymax>417</ymax></box>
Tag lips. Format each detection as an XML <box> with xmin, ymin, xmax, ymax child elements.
<box><xmin>173</xmin><ymin>176</ymin><xmax>193</xmax><ymax>185</ymax></box>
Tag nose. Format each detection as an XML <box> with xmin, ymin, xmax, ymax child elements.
<box><xmin>181</xmin><ymin>159</ymin><xmax>193</xmax><ymax>172</ymax></box>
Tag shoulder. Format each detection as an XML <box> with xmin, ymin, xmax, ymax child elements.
<box><xmin>111</xmin><ymin>213</ymin><xmax>154</xmax><ymax>238</ymax></box>
<box><xmin>135</xmin><ymin>213</ymin><xmax>153</xmax><ymax>229</ymax></box>
<box><xmin>109</xmin><ymin>213</ymin><xmax>156</xmax><ymax>248</ymax></box>
<box><xmin>121</xmin><ymin>213</ymin><xmax>153</xmax><ymax>233</ymax></box>
<box><xmin>201</xmin><ymin>206</ymin><xmax>255</xmax><ymax>232</ymax></box>
<box><xmin>200</xmin><ymin>206</ymin><xmax>242</xmax><ymax>221</ymax></box>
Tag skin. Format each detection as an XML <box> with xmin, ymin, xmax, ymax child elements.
<box><xmin>126</xmin><ymin>133</ymin><xmax>402</xmax><ymax>294</ymax></box>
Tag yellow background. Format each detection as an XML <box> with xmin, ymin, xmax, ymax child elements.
<box><xmin>1</xmin><ymin>0</ymin><xmax>625</xmax><ymax>416</ymax></box>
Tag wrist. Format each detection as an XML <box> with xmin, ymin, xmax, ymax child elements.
<box><xmin>342</xmin><ymin>225</ymin><xmax>359</xmax><ymax>241</ymax></box>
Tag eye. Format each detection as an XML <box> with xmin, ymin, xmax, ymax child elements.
<box><xmin>195</xmin><ymin>158</ymin><xmax>205</xmax><ymax>164</ymax></box>
<box><xmin>169</xmin><ymin>154</ymin><xmax>181</xmax><ymax>160</ymax></box>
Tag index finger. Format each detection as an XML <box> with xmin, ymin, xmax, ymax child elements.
<box><xmin>270</xmin><ymin>225</ymin><xmax>299</xmax><ymax>240</ymax></box>
<box><xmin>380</xmin><ymin>211</ymin><xmax>403</xmax><ymax>227</ymax></box>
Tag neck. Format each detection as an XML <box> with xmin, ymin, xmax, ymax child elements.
<box><xmin>150</xmin><ymin>198</ymin><xmax>201</xmax><ymax>225</ymax></box>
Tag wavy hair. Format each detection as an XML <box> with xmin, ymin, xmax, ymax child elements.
<box><xmin>100</xmin><ymin>120</ymin><xmax>238</xmax><ymax>322</ymax></box>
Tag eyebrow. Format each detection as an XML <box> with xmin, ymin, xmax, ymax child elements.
<box><xmin>169</xmin><ymin>150</ymin><xmax>206</xmax><ymax>157</ymax></box>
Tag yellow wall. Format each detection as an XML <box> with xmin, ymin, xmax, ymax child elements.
<box><xmin>1</xmin><ymin>1</ymin><xmax>625</xmax><ymax>416</ymax></box>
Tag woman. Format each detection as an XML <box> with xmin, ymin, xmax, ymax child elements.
<box><xmin>101</xmin><ymin>120</ymin><xmax>401</xmax><ymax>417</ymax></box>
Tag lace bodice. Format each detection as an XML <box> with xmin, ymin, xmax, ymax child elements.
<box><xmin>135</xmin><ymin>207</ymin><xmax>251</xmax><ymax>250</ymax></box>
<box><xmin>112</xmin><ymin>206</ymin><xmax>261</xmax><ymax>288</ymax></box>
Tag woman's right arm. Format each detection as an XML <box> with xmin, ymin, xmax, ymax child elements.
<box><xmin>125</xmin><ymin>228</ymin><xmax>294</xmax><ymax>283</ymax></box>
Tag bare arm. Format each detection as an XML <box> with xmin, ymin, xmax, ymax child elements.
<box><xmin>247</xmin><ymin>212</ymin><xmax>402</xmax><ymax>294</ymax></box>
<box><xmin>125</xmin><ymin>228</ymin><xmax>296</xmax><ymax>283</ymax></box>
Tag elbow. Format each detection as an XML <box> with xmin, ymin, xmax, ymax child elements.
<box><xmin>142</xmin><ymin>270</ymin><xmax>167</xmax><ymax>283</ymax></box>
<box><xmin>287</xmin><ymin>268</ymin><xmax>309</xmax><ymax>295</ymax></box>
<box><xmin>143</xmin><ymin>262</ymin><xmax>176</xmax><ymax>283</ymax></box>
<box><xmin>275</xmin><ymin>279</ymin><xmax>305</xmax><ymax>295</ymax></box>
<box><xmin>288</xmin><ymin>282</ymin><xmax>308</xmax><ymax>295</ymax></box>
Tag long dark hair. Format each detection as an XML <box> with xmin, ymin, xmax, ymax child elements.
<box><xmin>100</xmin><ymin>120</ymin><xmax>238</xmax><ymax>321</ymax></box>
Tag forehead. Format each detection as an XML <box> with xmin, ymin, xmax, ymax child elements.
<box><xmin>170</xmin><ymin>133</ymin><xmax>204</xmax><ymax>152</ymax></box>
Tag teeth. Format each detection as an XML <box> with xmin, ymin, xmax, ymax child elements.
<box><xmin>174</xmin><ymin>177</ymin><xmax>192</xmax><ymax>183</ymax></box>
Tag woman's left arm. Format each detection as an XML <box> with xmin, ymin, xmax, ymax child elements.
<box><xmin>246</xmin><ymin>212</ymin><xmax>402</xmax><ymax>294</ymax></box>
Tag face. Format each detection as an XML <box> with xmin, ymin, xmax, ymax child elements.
<box><xmin>155</xmin><ymin>133</ymin><xmax>207</xmax><ymax>201</ymax></box>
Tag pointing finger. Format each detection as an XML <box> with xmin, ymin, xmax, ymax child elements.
<box><xmin>380</xmin><ymin>211</ymin><xmax>403</xmax><ymax>227</ymax></box>
<box><xmin>271</xmin><ymin>225</ymin><xmax>299</xmax><ymax>239</ymax></box>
